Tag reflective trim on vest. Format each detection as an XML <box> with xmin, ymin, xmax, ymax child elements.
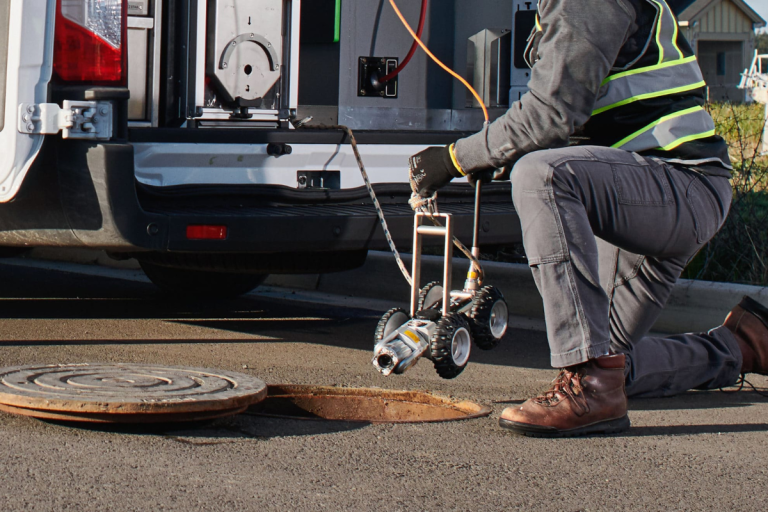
<box><xmin>612</xmin><ymin>106</ymin><xmax>715</xmax><ymax>152</ymax></box>
<box><xmin>602</xmin><ymin>55</ymin><xmax>697</xmax><ymax>84</ymax></box>
<box><xmin>592</xmin><ymin>57</ymin><xmax>705</xmax><ymax>115</ymax></box>
<box><xmin>650</xmin><ymin>0</ymin><xmax>683</xmax><ymax>63</ymax></box>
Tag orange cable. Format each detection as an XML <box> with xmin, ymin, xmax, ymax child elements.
<box><xmin>388</xmin><ymin>0</ymin><xmax>490</xmax><ymax>124</ymax></box>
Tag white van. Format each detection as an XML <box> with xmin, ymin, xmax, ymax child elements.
<box><xmin>0</xmin><ymin>0</ymin><xmax>522</xmax><ymax>296</ymax></box>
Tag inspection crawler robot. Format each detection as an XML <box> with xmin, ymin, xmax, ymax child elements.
<box><xmin>372</xmin><ymin>184</ymin><xmax>510</xmax><ymax>379</ymax></box>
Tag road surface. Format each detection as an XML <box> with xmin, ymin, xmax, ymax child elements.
<box><xmin>0</xmin><ymin>259</ymin><xmax>766</xmax><ymax>510</ymax></box>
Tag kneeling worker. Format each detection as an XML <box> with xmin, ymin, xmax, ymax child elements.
<box><xmin>409</xmin><ymin>0</ymin><xmax>768</xmax><ymax>436</ymax></box>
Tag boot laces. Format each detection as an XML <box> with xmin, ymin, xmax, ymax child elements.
<box><xmin>534</xmin><ymin>366</ymin><xmax>590</xmax><ymax>415</ymax></box>
<box><xmin>720</xmin><ymin>373</ymin><xmax>768</xmax><ymax>398</ymax></box>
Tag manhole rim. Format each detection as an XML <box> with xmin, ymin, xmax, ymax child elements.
<box><xmin>0</xmin><ymin>403</ymin><xmax>249</xmax><ymax>424</ymax></box>
<box><xmin>252</xmin><ymin>384</ymin><xmax>493</xmax><ymax>424</ymax></box>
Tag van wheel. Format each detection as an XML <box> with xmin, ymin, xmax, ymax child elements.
<box><xmin>139</xmin><ymin>261</ymin><xmax>267</xmax><ymax>298</ymax></box>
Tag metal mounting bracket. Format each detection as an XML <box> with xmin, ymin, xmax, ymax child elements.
<box><xmin>219</xmin><ymin>33</ymin><xmax>280</xmax><ymax>72</ymax></box>
<box><xmin>18</xmin><ymin>101</ymin><xmax>113</xmax><ymax>140</ymax></box>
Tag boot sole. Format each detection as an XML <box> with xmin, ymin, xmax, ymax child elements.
<box><xmin>498</xmin><ymin>415</ymin><xmax>630</xmax><ymax>438</ymax></box>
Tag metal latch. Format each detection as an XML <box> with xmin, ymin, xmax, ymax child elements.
<box><xmin>18</xmin><ymin>101</ymin><xmax>113</xmax><ymax>140</ymax></box>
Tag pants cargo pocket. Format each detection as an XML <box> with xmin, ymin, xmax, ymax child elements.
<box><xmin>687</xmin><ymin>176</ymin><xmax>722</xmax><ymax>245</ymax></box>
<box><xmin>612</xmin><ymin>162</ymin><xmax>673</xmax><ymax>206</ymax></box>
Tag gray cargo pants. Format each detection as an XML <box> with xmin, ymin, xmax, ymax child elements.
<box><xmin>510</xmin><ymin>145</ymin><xmax>740</xmax><ymax>397</ymax></box>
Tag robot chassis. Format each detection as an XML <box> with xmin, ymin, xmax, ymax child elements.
<box><xmin>372</xmin><ymin>182</ymin><xmax>510</xmax><ymax>379</ymax></box>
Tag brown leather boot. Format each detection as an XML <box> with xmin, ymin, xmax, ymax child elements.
<box><xmin>723</xmin><ymin>296</ymin><xmax>768</xmax><ymax>374</ymax></box>
<box><xmin>499</xmin><ymin>354</ymin><xmax>629</xmax><ymax>437</ymax></box>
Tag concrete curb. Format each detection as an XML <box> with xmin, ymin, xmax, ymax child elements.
<box><xmin>322</xmin><ymin>252</ymin><xmax>768</xmax><ymax>334</ymax></box>
<box><xmin>24</xmin><ymin>248</ymin><xmax>768</xmax><ymax>334</ymax></box>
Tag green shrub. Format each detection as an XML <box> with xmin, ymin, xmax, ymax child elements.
<box><xmin>683</xmin><ymin>102</ymin><xmax>768</xmax><ymax>285</ymax></box>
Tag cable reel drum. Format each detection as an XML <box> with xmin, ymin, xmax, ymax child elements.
<box><xmin>207</xmin><ymin>0</ymin><xmax>283</xmax><ymax>107</ymax></box>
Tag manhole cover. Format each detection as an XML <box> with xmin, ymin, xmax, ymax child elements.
<box><xmin>0</xmin><ymin>363</ymin><xmax>267</xmax><ymax>423</ymax></box>
<box><xmin>251</xmin><ymin>385</ymin><xmax>491</xmax><ymax>423</ymax></box>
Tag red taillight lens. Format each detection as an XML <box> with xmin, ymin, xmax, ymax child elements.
<box><xmin>186</xmin><ymin>225</ymin><xmax>229</xmax><ymax>240</ymax></box>
<box><xmin>53</xmin><ymin>0</ymin><xmax>127</xmax><ymax>85</ymax></box>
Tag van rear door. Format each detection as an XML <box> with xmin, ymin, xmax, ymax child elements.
<box><xmin>0</xmin><ymin>0</ymin><xmax>55</xmax><ymax>203</ymax></box>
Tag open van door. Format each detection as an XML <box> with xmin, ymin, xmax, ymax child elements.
<box><xmin>0</xmin><ymin>0</ymin><xmax>55</xmax><ymax>203</ymax></box>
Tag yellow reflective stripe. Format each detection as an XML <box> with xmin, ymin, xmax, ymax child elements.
<box><xmin>602</xmin><ymin>55</ymin><xmax>697</xmax><ymax>85</ymax></box>
<box><xmin>658</xmin><ymin>128</ymin><xmax>715</xmax><ymax>151</ymax></box>
<box><xmin>535</xmin><ymin>13</ymin><xmax>542</xmax><ymax>32</ymax></box>
<box><xmin>611</xmin><ymin>105</ymin><xmax>704</xmax><ymax>149</ymax></box>
<box><xmin>651</xmin><ymin>0</ymin><xmax>665</xmax><ymax>64</ymax></box>
<box><xmin>449</xmin><ymin>143</ymin><xmax>466</xmax><ymax>176</ymax></box>
<box><xmin>670</xmin><ymin>6</ymin><xmax>683</xmax><ymax>60</ymax></box>
<box><xmin>591</xmin><ymin>80</ymin><xmax>706</xmax><ymax>116</ymax></box>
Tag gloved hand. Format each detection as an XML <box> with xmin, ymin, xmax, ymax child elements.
<box><xmin>409</xmin><ymin>144</ymin><xmax>465</xmax><ymax>197</ymax></box>
<box><xmin>467</xmin><ymin>166</ymin><xmax>511</xmax><ymax>187</ymax></box>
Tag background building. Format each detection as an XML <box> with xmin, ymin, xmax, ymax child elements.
<box><xmin>678</xmin><ymin>0</ymin><xmax>766</xmax><ymax>101</ymax></box>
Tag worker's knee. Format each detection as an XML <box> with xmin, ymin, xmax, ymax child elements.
<box><xmin>511</xmin><ymin>148</ymin><xmax>591</xmax><ymax>205</ymax></box>
<box><xmin>510</xmin><ymin>151</ymin><xmax>557</xmax><ymax>202</ymax></box>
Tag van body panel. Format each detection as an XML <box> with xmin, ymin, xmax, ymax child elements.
<box><xmin>0</xmin><ymin>0</ymin><xmax>55</xmax><ymax>203</ymax></box>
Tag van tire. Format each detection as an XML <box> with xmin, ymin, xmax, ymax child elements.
<box><xmin>139</xmin><ymin>261</ymin><xmax>267</xmax><ymax>298</ymax></box>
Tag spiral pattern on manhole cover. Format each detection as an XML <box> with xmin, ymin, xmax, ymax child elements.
<box><xmin>0</xmin><ymin>364</ymin><xmax>267</xmax><ymax>416</ymax></box>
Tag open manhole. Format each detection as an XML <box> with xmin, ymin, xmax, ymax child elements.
<box><xmin>0</xmin><ymin>363</ymin><xmax>267</xmax><ymax>423</ymax></box>
<box><xmin>250</xmin><ymin>385</ymin><xmax>491</xmax><ymax>423</ymax></box>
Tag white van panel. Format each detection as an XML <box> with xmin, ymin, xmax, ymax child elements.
<box><xmin>132</xmin><ymin>143</ymin><xmax>432</xmax><ymax>188</ymax></box>
<box><xmin>0</xmin><ymin>0</ymin><xmax>55</xmax><ymax>203</ymax></box>
<box><xmin>0</xmin><ymin>0</ymin><xmax>10</xmax><ymax>131</ymax></box>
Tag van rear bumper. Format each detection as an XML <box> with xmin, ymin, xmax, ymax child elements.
<box><xmin>139</xmin><ymin>195</ymin><xmax>521</xmax><ymax>253</ymax></box>
<box><xmin>0</xmin><ymin>139</ymin><xmax>521</xmax><ymax>270</ymax></box>
<box><xmin>0</xmin><ymin>138</ymin><xmax>166</xmax><ymax>251</ymax></box>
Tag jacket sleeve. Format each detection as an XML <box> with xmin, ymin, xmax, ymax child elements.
<box><xmin>454</xmin><ymin>0</ymin><xmax>635</xmax><ymax>173</ymax></box>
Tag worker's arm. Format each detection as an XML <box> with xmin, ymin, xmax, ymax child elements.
<box><xmin>454</xmin><ymin>0</ymin><xmax>636</xmax><ymax>173</ymax></box>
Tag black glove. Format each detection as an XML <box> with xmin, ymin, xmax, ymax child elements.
<box><xmin>409</xmin><ymin>145</ymin><xmax>465</xmax><ymax>197</ymax></box>
<box><xmin>467</xmin><ymin>166</ymin><xmax>511</xmax><ymax>187</ymax></box>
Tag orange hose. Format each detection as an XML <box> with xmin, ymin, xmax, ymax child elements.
<box><xmin>388</xmin><ymin>0</ymin><xmax>490</xmax><ymax>124</ymax></box>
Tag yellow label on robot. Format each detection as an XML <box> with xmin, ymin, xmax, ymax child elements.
<box><xmin>404</xmin><ymin>330</ymin><xmax>421</xmax><ymax>343</ymax></box>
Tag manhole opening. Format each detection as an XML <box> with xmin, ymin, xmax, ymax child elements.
<box><xmin>250</xmin><ymin>385</ymin><xmax>491</xmax><ymax>424</ymax></box>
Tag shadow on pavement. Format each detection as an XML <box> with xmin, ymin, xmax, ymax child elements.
<box><xmin>629</xmin><ymin>390</ymin><xmax>768</xmax><ymax>411</ymax></box>
<box><xmin>217</xmin><ymin>413</ymin><xmax>370</xmax><ymax>439</ymax></box>
<box><xmin>0</xmin><ymin>263</ymin><xmax>556</xmax><ymax>371</ymax></box>
<box><xmin>0</xmin><ymin>263</ymin><xmax>555</xmax><ymax>369</ymax></box>
<box><xmin>43</xmin><ymin>413</ymin><xmax>370</xmax><ymax>441</ymax></box>
<box><xmin>621</xmin><ymin>422</ymin><xmax>768</xmax><ymax>437</ymax></box>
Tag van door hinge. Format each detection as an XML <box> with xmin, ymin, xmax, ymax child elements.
<box><xmin>18</xmin><ymin>101</ymin><xmax>113</xmax><ymax>140</ymax></box>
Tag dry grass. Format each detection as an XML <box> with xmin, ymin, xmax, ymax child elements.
<box><xmin>706</xmin><ymin>102</ymin><xmax>768</xmax><ymax>170</ymax></box>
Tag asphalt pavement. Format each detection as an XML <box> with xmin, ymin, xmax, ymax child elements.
<box><xmin>0</xmin><ymin>259</ymin><xmax>766</xmax><ymax>511</ymax></box>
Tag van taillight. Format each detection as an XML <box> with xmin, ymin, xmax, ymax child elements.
<box><xmin>53</xmin><ymin>0</ymin><xmax>127</xmax><ymax>85</ymax></box>
<box><xmin>186</xmin><ymin>225</ymin><xmax>229</xmax><ymax>240</ymax></box>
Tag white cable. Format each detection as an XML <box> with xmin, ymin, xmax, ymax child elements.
<box><xmin>338</xmin><ymin>126</ymin><xmax>413</xmax><ymax>286</ymax></box>
<box><xmin>303</xmin><ymin>125</ymin><xmax>484</xmax><ymax>288</ymax></box>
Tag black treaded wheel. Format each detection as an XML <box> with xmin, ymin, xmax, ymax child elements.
<box><xmin>139</xmin><ymin>261</ymin><xmax>267</xmax><ymax>298</ymax></box>
<box><xmin>466</xmin><ymin>285</ymin><xmax>509</xmax><ymax>350</ymax></box>
<box><xmin>374</xmin><ymin>308</ymin><xmax>409</xmax><ymax>343</ymax></box>
<box><xmin>417</xmin><ymin>281</ymin><xmax>444</xmax><ymax>312</ymax></box>
<box><xmin>430</xmin><ymin>313</ymin><xmax>472</xmax><ymax>379</ymax></box>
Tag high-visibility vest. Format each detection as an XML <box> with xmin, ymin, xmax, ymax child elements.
<box><xmin>529</xmin><ymin>0</ymin><xmax>727</xmax><ymax>165</ymax></box>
